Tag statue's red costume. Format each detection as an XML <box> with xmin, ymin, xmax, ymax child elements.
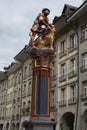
<box><xmin>29</xmin><ymin>8</ymin><xmax>52</xmax><ymax>46</ymax></box>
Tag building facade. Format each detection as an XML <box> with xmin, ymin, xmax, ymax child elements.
<box><xmin>0</xmin><ymin>1</ymin><xmax>87</xmax><ymax>130</ymax></box>
<box><xmin>53</xmin><ymin>1</ymin><xmax>87</xmax><ymax>130</ymax></box>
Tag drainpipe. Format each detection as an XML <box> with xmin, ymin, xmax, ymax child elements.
<box><xmin>74</xmin><ymin>24</ymin><xmax>79</xmax><ymax>130</ymax></box>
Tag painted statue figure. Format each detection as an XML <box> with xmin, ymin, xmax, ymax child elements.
<box><xmin>29</xmin><ymin>8</ymin><xmax>55</xmax><ymax>49</ymax></box>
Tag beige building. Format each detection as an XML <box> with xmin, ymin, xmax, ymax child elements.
<box><xmin>54</xmin><ymin>5</ymin><xmax>78</xmax><ymax>130</ymax></box>
<box><xmin>53</xmin><ymin>1</ymin><xmax>87</xmax><ymax>130</ymax></box>
<box><xmin>14</xmin><ymin>47</ymin><xmax>32</xmax><ymax>130</ymax></box>
<box><xmin>0</xmin><ymin>1</ymin><xmax>87</xmax><ymax>130</ymax></box>
<box><xmin>0</xmin><ymin>72</ymin><xmax>7</xmax><ymax>130</ymax></box>
<box><xmin>0</xmin><ymin>47</ymin><xmax>33</xmax><ymax>130</ymax></box>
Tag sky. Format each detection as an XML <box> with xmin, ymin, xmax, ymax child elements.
<box><xmin>0</xmin><ymin>0</ymin><xmax>82</xmax><ymax>70</ymax></box>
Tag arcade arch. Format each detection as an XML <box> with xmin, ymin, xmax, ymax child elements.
<box><xmin>81</xmin><ymin>109</ymin><xmax>87</xmax><ymax>130</ymax></box>
<box><xmin>60</xmin><ymin>112</ymin><xmax>75</xmax><ymax>130</ymax></box>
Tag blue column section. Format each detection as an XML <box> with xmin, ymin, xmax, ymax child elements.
<box><xmin>41</xmin><ymin>76</ymin><xmax>47</xmax><ymax>114</ymax></box>
<box><xmin>36</xmin><ymin>76</ymin><xmax>40</xmax><ymax>114</ymax></box>
<box><xmin>36</xmin><ymin>75</ymin><xmax>47</xmax><ymax>115</ymax></box>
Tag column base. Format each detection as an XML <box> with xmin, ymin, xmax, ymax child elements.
<box><xmin>24</xmin><ymin>117</ymin><xmax>56</xmax><ymax>130</ymax></box>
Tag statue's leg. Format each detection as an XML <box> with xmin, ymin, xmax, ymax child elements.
<box><xmin>30</xmin><ymin>32</ymin><xmax>36</xmax><ymax>46</ymax></box>
<box><xmin>30</xmin><ymin>37</ymin><xmax>34</xmax><ymax>46</ymax></box>
<box><xmin>50</xmin><ymin>38</ymin><xmax>53</xmax><ymax>49</ymax></box>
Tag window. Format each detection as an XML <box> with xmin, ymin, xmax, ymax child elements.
<box><xmin>59</xmin><ymin>88</ymin><xmax>66</xmax><ymax>106</ymax></box>
<box><xmin>13</xmin><ymin>106</ymin><xmax>15</xmax><ymax>115</ymax></box>
<box><xmin>59</xmin><ymin>63</ymin><xmax>66</xmax><ymax>81</ymax></box>
<box><xmin>70</xmin><ymin>34</ymin><xmax>76</xmax><ymax>49</ymax></box>
<box><xmin>61</xmin><ymin>88</ymin><xmax>66</xmax><ymax>101</ymax></box>
<box><xmin>18</xmin><ymin>73</ymin><xmax>22</xmax><ymax>83</ymax></box>
<box><xmin>28</xmin><ymin>100</ymin><xmax>31</xmax><ymax>106</ymax></box>
<box><xmin>81</xmin><ymin>26</ymin><xmax>87</xmax><ymax>40</ymax></box>
<box><xmin>70</xmin><ymin>58</ymin><xmax>76</xmax><ymax>72</ymax></box>
<box><xmin>70</xmin><ymin>84</ymin><xmax>76</xmax><ymax>98</ymax></box>
<box><xmin>28</xmin><ymin>100</ymin><xmax>31</xmax><ymax>110</ymax></box>
<box><xmin>24</xmin><ymin>66</ymin><xmax>27</xmax><ymax>78</ymax></box>
<box><xmin>82</xmin><ymin>53</ymin><xmax>87</xmax><ymax>69</ymax></box>
<box><xmin>61</xmin><ymin>40</ymin><xmax>66</xmax><ymax>54</ymax></box>
<box><xmin>68</xmin><ymin>58</ymin><xmax>77</xmax><ymax>78</ymax></box>
<box><xmin>27</xmin><ymin>82</ymin><xmax>32</xmax><ymax>95</ymax></box>
<box><xmin>10</xmin><ymin>92</ymin><xmax>13</xmax><ymax>103</ymax></box>
<box><xmin>36</xmin><ymin>60</ymin><xmax>40</xmax><ymax>65</ymax></box>
<box><xmin>18</xmin><ymin>88</ymin><xmax>21</xmax><ymax>97</ymax></box>
<box><xmin>29</xmin><ymin>63</ymin><xmax>32</xmax><ymax>75</ymax></box>
<box><xmin>23</xmin><ymin>102</ymin><xmax>25</xmax><ymax>109</ymax></box>
<box><xmin>81</xmin><ymin>81</ymin><xmax>87</xmax><ymax>100</ymax></box>
<box><xmin>22</xmin><ymin>84</ymin><xmax>26</xmax><ymax>97</ymax></box>
<box><xmin>52</xmin><ymin>62</ymin><xmax>55</xmax><ymax>76</ymax></box>
<box><xmin>24</xmin><ymin>84</ymin><xmax>26</xmax><ymax>93</ymax></box>
<box><xmin>43</xmin><ymin>60</ymin><xmax>48</xmax><ymax>66</ymax></box>
<box><xmin>59</xmin><ymin>40</ymin><xmax>66</xmax><ymax>57</ymax></box>
<box><xmin>50</xmin><ymin>90</ymin><xmax>55</xmax><ymax>107</ymax></box>
<box><xmin>82</xmin><ymin>81</ymin><xmax>87</xmax><ymax>95</ymax></box>
<box><xmin>15</xmin><ymin>76</ymin><xmax>17</xmax><ymax>86</ymax></box>
<box><xmin>61</xmin><ymin>63</ymin><xmax>66</xmax><ymax>77</ymax></box>
<box><xmin>18</xmin><ymin>105</ymin><xmax>20</xmax><ymax>114</ymax></box>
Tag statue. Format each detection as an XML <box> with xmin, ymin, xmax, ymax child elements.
<box><xmin>29</xmin><ymin>8</ymin><xmax>55</xmax><ymax>49</ymax></box>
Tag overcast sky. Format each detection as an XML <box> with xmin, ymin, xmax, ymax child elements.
<box><xmin>0</xmin><ymin>0</ymin><xmax>82</xmax><ymax>70</ymax></box>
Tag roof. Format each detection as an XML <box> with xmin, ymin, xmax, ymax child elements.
<box><xmin>14</xmin><ymin>45</ymin><xmax>31</xmax><ymax>63</ymax></box>
<box><xmin>53</xmin><ymin>1</ymin><xmax>87</xmax><ymax>34</ymax></box>
<box><xmin>53</xmin><ymin>4</ymin><xmax>77</xmax><ymax>24</ymax></box>
<box><xmin>62</xmin><ymin>4</ymin><xmax>77</xmax><ymax>15</ymax></box>
<box><xmin>67</xmin><ymin>1</ymin><xmax>87</xmax><ymax>22</ymax></box>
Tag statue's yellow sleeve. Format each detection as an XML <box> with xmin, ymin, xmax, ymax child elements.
<box><xmin>38</xmin><ymin>13</ymin><xmax>44</xmax><ymax>21</ymax></box>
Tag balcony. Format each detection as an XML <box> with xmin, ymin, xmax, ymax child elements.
<box><xmin>22</xmin><ymin>92</ymin><xmax>26</xmax><ymax>98</ymax></box>
<box><xmin>22</xmin><ymin>106</ymin><xmax>30</xmax><ymax>116</ymax></box>
<box><xmin>6</xmin><ymin>100</ymin><xmax>12</xmax><ymax>104</ymax></box>
<box><xmin>12</xmin><ymin>115</ymin><xmax>15</xmax><ymax>120</ymax></box>
<box><xmin>18</xmin><ymin>80</ymin><xmax>21</xmax><ymax>84</ymax></box>
<box><xmin>0</xmin><ymin>102</ymin><xmax>5</xmax><ymax>106</ymax></box>
<box><xmin>80</xmin><ymin>36</ymin><xmax>87</xmax><ymax>43</ymax></box>
<box><xmin>6</xmin><ymin>116</ymin><xmax>10</xmax><ymax>119</ymax></box>
<box><xmin>80</xmin><ymin>65</ymin><xmax>87</xmax><ymax>72</ymax></box>
<box><xmin>59</xmin><ymin>75</ymin><xmax>66</xmax><ymax>82</ymax></box>
<box><xmin>68</xmin><ymin>70</ymin><xmax>77</xmax><ymax>78</ymax></box>
<box><xmin>80</xmin><ymin>93</ymin><xmax>87</xmax><ymax>101</ymax></box>
<box><xmin>51</xmin><ymin>75</ymin><xmax>57</xmax><ymax>81</ymax></box>
<box><xmin>17</xmin><ymin>97</ymin><xmax>20</xmax><ymax>102</ymax></box>
<box><xmin>16</xmin><ymin>114</ymin><xmax>20</xmax><ymax>120</ymax></box>
<box><xmin>28</xmin><ymin>73</ymin><xmax>32</xmax><ymax>78</ymax></box>
<box><xmin>0</xmin><ymin>117</ymin><xmax>4</xmax><ymax>120</ymax></box>
<box><xmin>23</xmin><ymin>75</ymin><xmax>27</xmax><ymax>80</ymax></box>
<box><xmin>50</xmin><ymin>105</ymin><xmax>56</xmax><ymax>111</ymax></box>
<box><xmin>27</xmin><ymin>91</ymin><xmax>32</xmax><ymax>96</ymax></box>
<box><xmin>68</xmin><ymin>97</ymin><xmax>77</xmax><ymax>105</ymax></box>
<box><xmin>68</xmin><ymin>45</ymin><xmax>77</xmax><ymax>53</ymax></box>
<box><xmin>59</xmin><ymin>100</ymin><xmax>66</xmax><ymax>107</ymax></box>
<box><xmin>14</xmin><ymin>82</ymin><xmax>17</xmax><ymax>87</ymax></box>
<box><xmin>59</xmin><ymin>50</ymin><xmax>67</xmax><ymax>58</ymax></box>
<box><xmin>13</xmin><ymin>99</ymin><xmax>16</xmax><ymax>103</ymax></box>
<box><xmin>1</xmin><ymin>117</ymin><xmax>4</xmax><ymax>120</ymax></box>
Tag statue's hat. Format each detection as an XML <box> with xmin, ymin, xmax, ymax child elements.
<box><xmin>42</xmin><ymin>8</ymin><xmax>50</xmax><ymax>14</ymax></box>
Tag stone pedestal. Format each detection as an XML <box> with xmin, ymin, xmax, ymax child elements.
<box><xmin>27</xmin><ymin>117</ymin><xmax>56</xmax><ymax>130</ymax></box>
<box><xmin>22</xmin><ymin>46</ymin><xmax>56</xmax><ymax>130</ymax></box>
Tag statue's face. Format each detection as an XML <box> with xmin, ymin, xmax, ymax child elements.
<box><xmin>43</xmin><ymin>9</ymin><xmax>50</xmax><ymax>16</ymax></box>
<box><xmin>42</xmin><ymin>8</ymin><xmax>50</xmax><ymax>16</ymax></box>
